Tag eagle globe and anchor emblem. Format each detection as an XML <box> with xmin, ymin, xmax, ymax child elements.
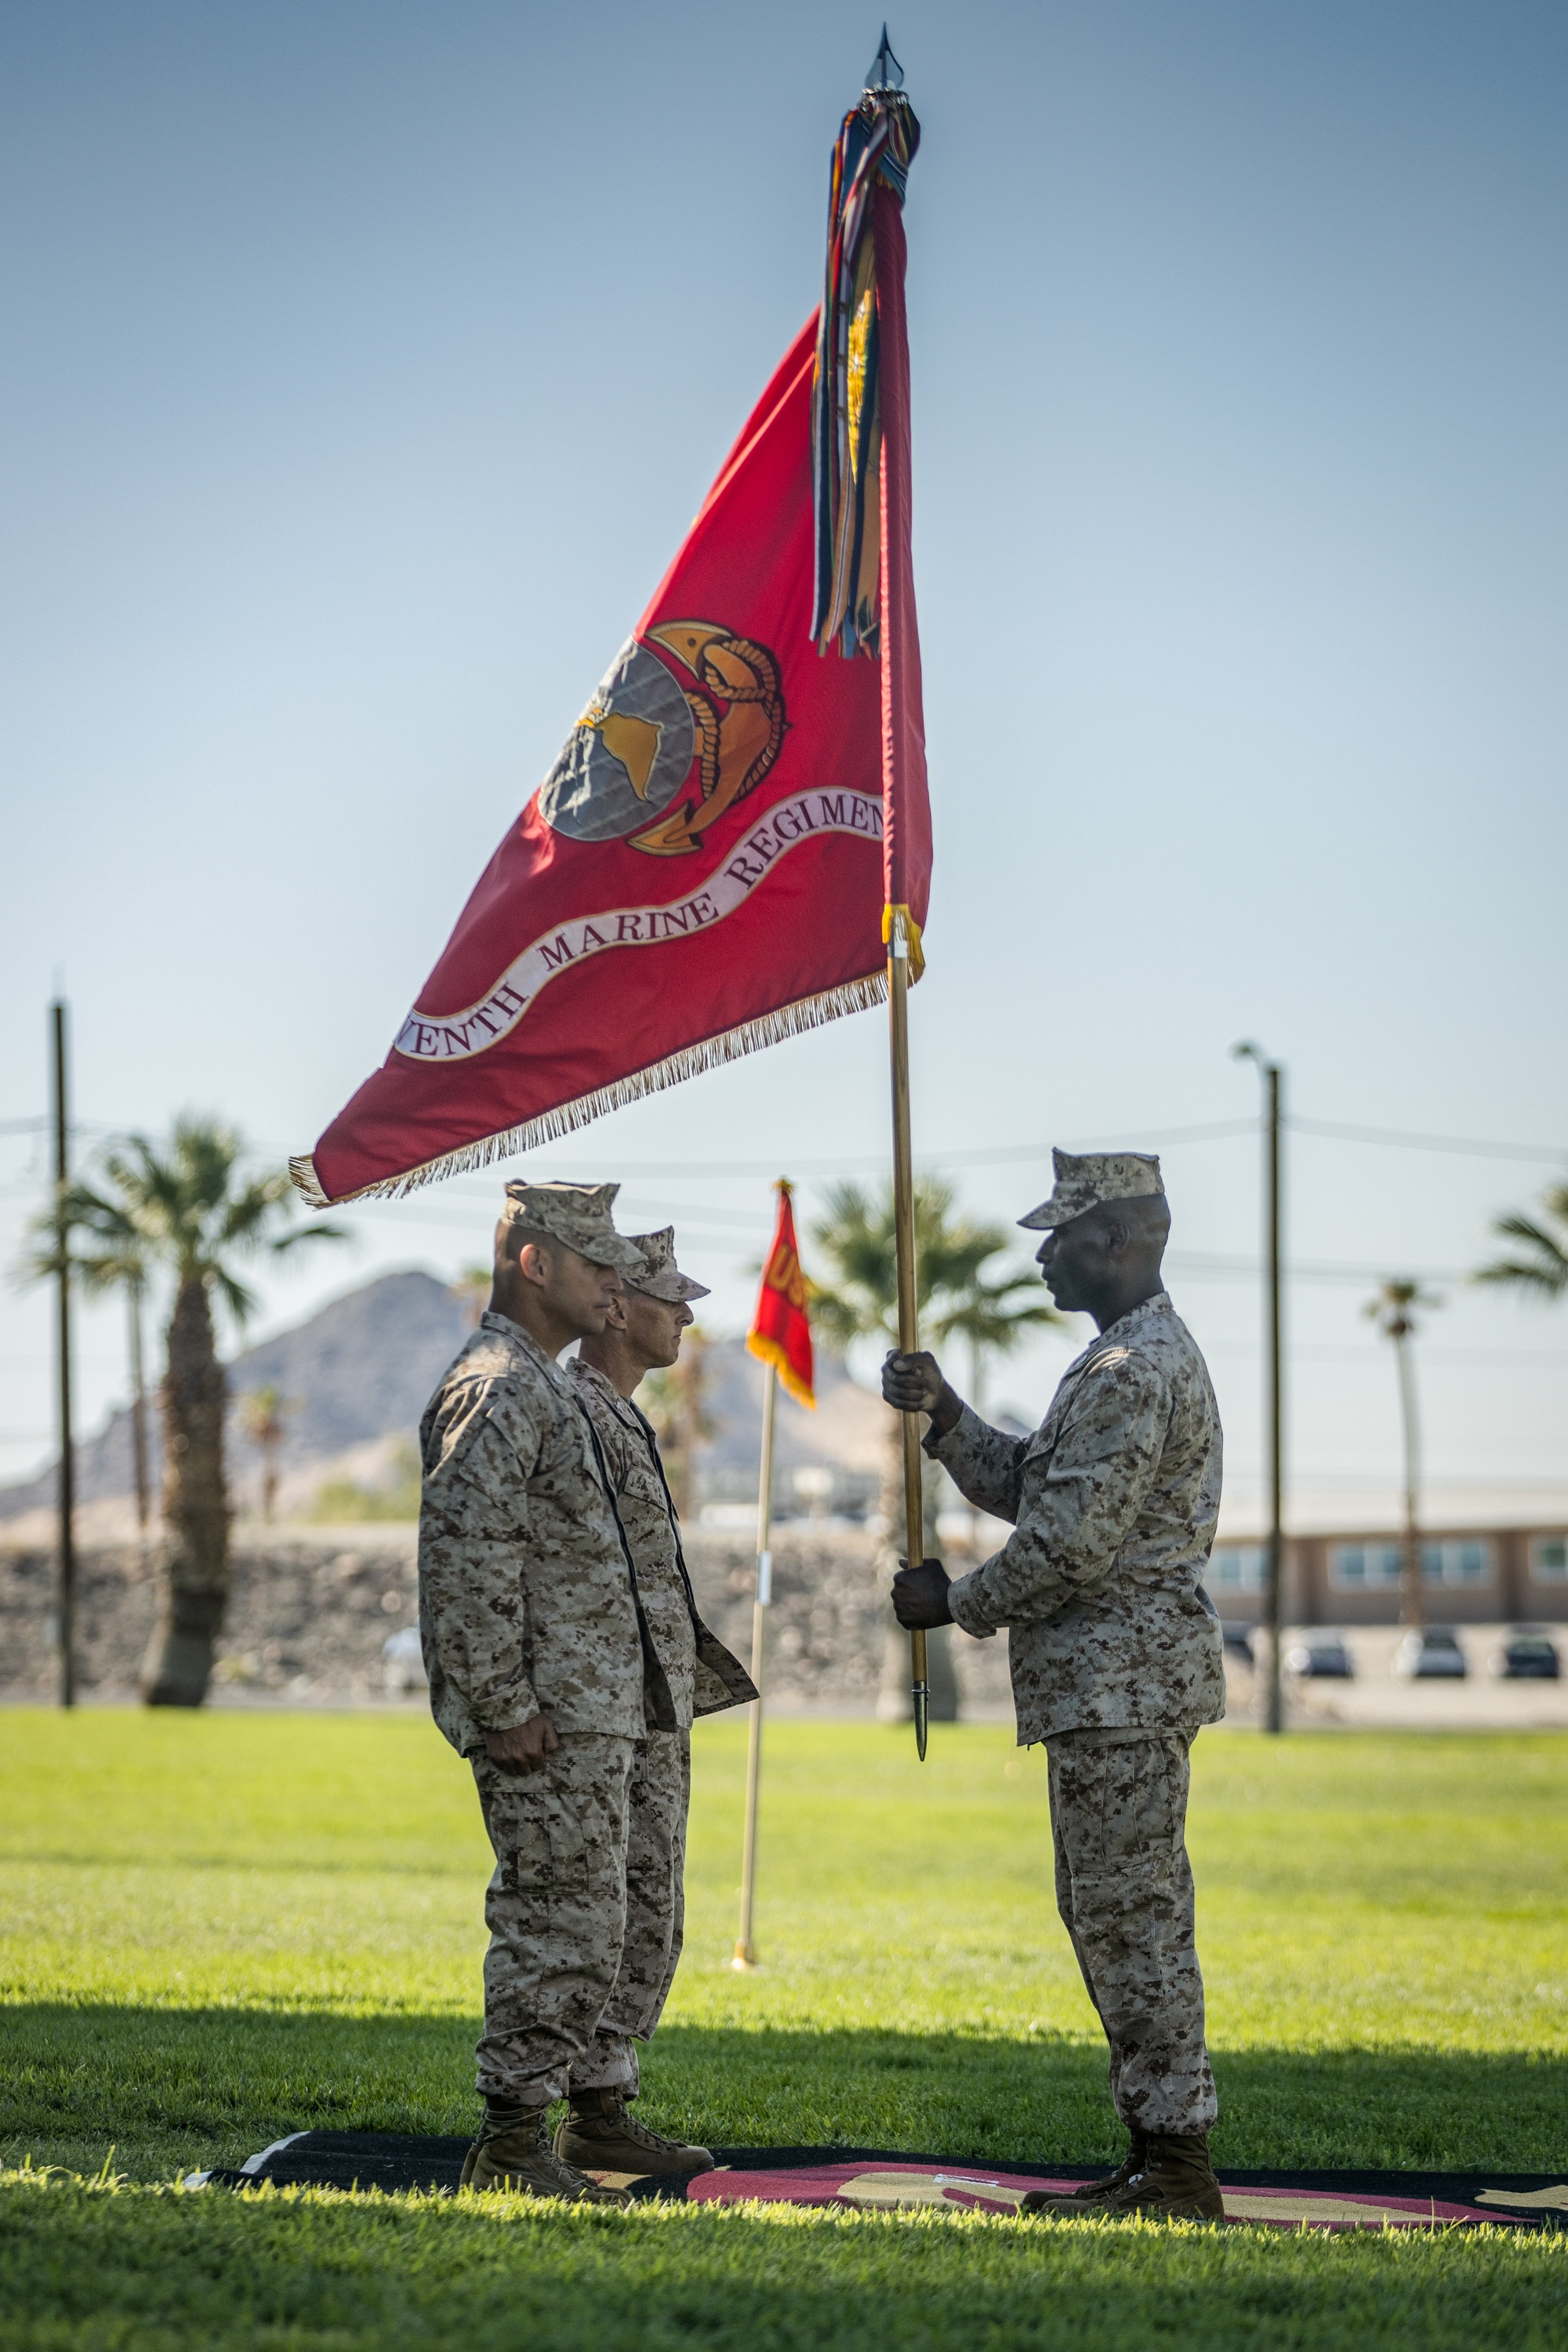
<box><xmin>539</xmin><ymin>622</ymin><xmax>786</xmax><ymax>857</ymax></box>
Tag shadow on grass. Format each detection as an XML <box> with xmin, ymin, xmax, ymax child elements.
<box><xmin>5</xmin><ymin>2176</ymin><xmax>1563</xmax><ymax>2352</ymax></box>
<box><xmin>3</xmin><ymin>2005</ymin><xmax>1565</xmax><ymax>2180</ymax></box>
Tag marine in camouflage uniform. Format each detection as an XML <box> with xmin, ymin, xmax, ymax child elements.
<box><xmin>418</xmin><ymin>1179</ymin><xmax>717</xmax><ymax>2201</ymax></box>
<box><xmin>885</xmin><ymin>1151</ymin><xmax>1228</xmax><ymax>2223</ymax></box>
<box><xmin>564</xmin><ymin>1226</ymin><xmax>753</xmax><ymax>2172</ymax></box>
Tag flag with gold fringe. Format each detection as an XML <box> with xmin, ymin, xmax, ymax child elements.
<box><xmin>292</xmin><ymin>67</ymin><xmax>928</xmax><ymax>1209</ymax></box>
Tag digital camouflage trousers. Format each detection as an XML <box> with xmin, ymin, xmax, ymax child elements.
<box><xmin>1046</xmin><ymin>1726</ymin><xmax>1218</xmax><ymax>2137</ymax></box>
<box><xmin>471</xmin><ymin>1728</ymin><xmax>691</xmax><ymax>2107</ymax></box>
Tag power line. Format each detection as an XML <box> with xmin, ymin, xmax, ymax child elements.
<box><xmin>1167</xmin><ymin>1250</ymin><xmax>1471</xmax><ymax>1287</ymax></box>
<box><xmin>1289</xmin><ymin>1116</ymin><xmax>1568</xmax><ymax>1164</ymax></box>
<box><xmin>7</xmin><ymin>1106</ymin><xmax>1566</xmax><ymax>1184</ymax></box>
<box><xmin>1204</xmin><ymin>1342</ymin><xmax>1568</xmax><ymax>1369</ymax></box>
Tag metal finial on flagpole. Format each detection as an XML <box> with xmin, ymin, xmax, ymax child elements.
<box><xmin>866</xmin><ymin>25</ymin><xmax>904</xmax><ymax>93</ymax></box>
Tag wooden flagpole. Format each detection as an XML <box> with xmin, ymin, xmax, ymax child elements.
<box><xmin>733</xmin><ymin>1356</ymin><xmax>777</xmax><ymax>1965</ymax></box>
<box><xmin>887</xmin><ymin>914</ymin><xmax>928</xmax><ymax>1759</ymax></box>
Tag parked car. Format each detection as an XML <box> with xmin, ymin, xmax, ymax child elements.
<box><xmin>1284</xmin><ymin>1633</ymin><xmax>1353</xmax><ymax>1679</ymax></box>
<box><xmin>1490</xmin><ymin>1628</ymin><xmax>1562</xmax><ymax>1681</ymax></box>
<box><xmin>1221</xmin><ymin>1622</ymin><xmax>1255</xmax><ymax>1668</ymax></box>
<box><xmin>383</xmin><ymin>1624</ymin><xmax>426</xmax><ymax>1693</ymax></box>
<box><xmin>1392</xmin><ymin>1627</ymin><xmax>1467</xmax><ymax>1679</ymax></box>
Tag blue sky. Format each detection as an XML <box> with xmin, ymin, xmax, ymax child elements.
<box><xmin>3</xmin><ymin>0</ymin><xmax>1566</xmax><ymax>1522</ymax></box>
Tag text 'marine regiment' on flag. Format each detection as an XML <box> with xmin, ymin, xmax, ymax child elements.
<box><xmin>747</xmin><ymin>1183</ymin><xmax>815</xmax><ymax>1411</ymax></box>
<box><xmin>290</xmin><ymin>80</ymin><xmax>927</xmax><ymax>1209</ymax></box>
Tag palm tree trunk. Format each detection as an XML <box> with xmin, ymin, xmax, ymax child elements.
<box><xmin>142</xmin><ymin>1274</ymin><xmax>230</xmax><ymax>1705</ymax></box>
<box><xmin>1395</xmin><ymin>1332</ymin><xmax>1424</xmax><ymax>1630</ymax></box>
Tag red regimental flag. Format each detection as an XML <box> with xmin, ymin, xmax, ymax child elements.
<box><xmin>292</xmin><ymin>90</ymin><xmax>927</xmax><ymax>1208</ymax></box>
<box><xmin>295</xmin><ymin>313</ymin><xmax>926</xmax><ymax>1203</ymax></box>
<box><xmin>747</xmin><ymin>1184</ymin><xmax>815</xmax><ymax>1410</ymax></box>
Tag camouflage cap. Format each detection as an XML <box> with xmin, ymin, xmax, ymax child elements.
<box><xmin>625</xmin><ymin>1226</ymin><xmax>710</xmax><ymax>1305</ymax></box>
<box><xmin>1018</xmin><ymin>1149</ymin><xmax>1165</xmax><ymax>1231</ymax></box>
<box><xmin>500</xmin><ymin>1179</ymin><xmax>648</xmax><ymax>1273</ymax></box>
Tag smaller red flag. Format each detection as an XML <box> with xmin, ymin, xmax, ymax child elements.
<box><xmin>747</xmin><ymin>1181</ymin><xmax>815</xmax><ymax>1410</ymax></box>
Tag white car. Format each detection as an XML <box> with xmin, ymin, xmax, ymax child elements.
<box><xmin>383</xmin><ymin>1624</ymin><xmax>426</xmax><ymax>1692</ymax></box>
<box><xmin>1392</xmin><ymin>1628</ymin><xmax>1467</xmax><ymax>1679</ymax></box>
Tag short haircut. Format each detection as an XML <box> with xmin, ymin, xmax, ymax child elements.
<box><xmin>494</xmin><ymin>1218</ymin><xmax>559</xmax><ymax>1267</ymax></box>
<box><xmin>1085</xmin><ymin>1192</ymin><xmax>1171</xmax><ymax>1249</ymax></box>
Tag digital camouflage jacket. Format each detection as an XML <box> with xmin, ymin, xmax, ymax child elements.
<box><xmin>933</xmin><ymin>1292</ymin><xmax>1225</xmax><ymax>1742</ymax></box>
<box><xmin>418</xmin><ymin>1311</ymin><xmax>652</xmax><ymax>1754</ymax></box>
<box><xmin>569</xmin><ymin>1359</ymin><xmax>755</xmax><ymax>1730</ymax></box>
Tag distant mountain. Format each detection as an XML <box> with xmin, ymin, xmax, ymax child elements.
<box><xmin>0</xmin><ymin>1272</ymin><xmax>469</xmax><ymax>1521</ymax></box>
<box><xmin>0</xmin><ymin>1271</ymin><xmax>886</xmax><ymax>1522</ymax></box>
<box><xmin>695</xmin><ymin>1336</ymin><xmax>885</xmax><ymax>1492</ymax></box>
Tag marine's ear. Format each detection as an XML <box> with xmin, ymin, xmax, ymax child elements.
<box><xmin>511</xmin><ymin>1232</ymin><xmax>558</xmax><ymax>1288</ymax></box>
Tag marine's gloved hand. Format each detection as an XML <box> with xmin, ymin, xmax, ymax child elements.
<box><xmin>891</xmin><ymin>1557</ymin><xmax>953</xmax><ymax>1628</ymax></box>
<box><xmin>881</xmin><ymin>1348</ymin><xmax>944</xmax><ymax>1412</ymax></box>
<box><xmin>485</xmin><ymin>1714</ymin><xmax>559</xmax><ymax>1771</ymax></box>
<box><xmin>881</xmin><ymin>1350</ymin><xmax>964</xmax><ymax>1436</ymax></box>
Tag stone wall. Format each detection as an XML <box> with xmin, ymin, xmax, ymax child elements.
<box><xmin>0</xmin><ymin>1528</ymin><xmax>1014</xmax><ymax>1718</ymax></box>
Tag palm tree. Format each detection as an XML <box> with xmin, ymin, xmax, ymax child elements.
<box><xmin>809</xmin><ymin>1176</ymin><xmax>1058</xmax><ymax>1413</ymax></box>
<box><xmin>1474</xmin><ymin>1183</ymin><xmax>1568</xmax><ymax>1301</ymax></box>
<box><xmin>24</xmin><ymin>1116</ymin><xmax>347</xmax><ymax>1704</ymax></box>
<box><xmin>237</xmin><ymin>1384</ymin><xmax>296</xmax><ymax>1523</ymax></box>
<box><xmin>1363</xmin><ymin>1279</ymin><xmax>1443</xmax><ymax>1630</ymax></box>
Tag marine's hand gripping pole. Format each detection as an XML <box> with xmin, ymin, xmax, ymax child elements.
<box><xmin>887</xmin><ymin>913</ymin><xmax>929</xmax><ymax>1759</ymax></box>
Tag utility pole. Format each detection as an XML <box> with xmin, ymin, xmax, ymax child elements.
<box><xmin>51</xmin><ymin>999</ymin><xmax>76</xmax><ymax>1708</ymax></box>
<box><xmin>1233</xmin><ymin>1043</ymin><xmax>1284</xmax><ymax>1734</ymax></box>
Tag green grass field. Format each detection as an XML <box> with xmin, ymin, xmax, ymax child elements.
<box><xmin>2</xmin><ymin>1710</ymin><xmax>1566</xmax><ymax>2347</ymax></box>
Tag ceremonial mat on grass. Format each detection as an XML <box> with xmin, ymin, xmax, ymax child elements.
<box><xmin>195</xmin><ymin>2133</ymin><xmax>1568</xmax><ymax>2230</ymax></box>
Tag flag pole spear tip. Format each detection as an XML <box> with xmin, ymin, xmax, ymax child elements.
<box><xmin>866</xmin><ymin>25</ymin><xmax>905</xmax><ymax>92</ymax></box>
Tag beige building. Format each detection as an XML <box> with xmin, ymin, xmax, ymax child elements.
<box><xmin>1206</xmin><ymin>1526</ymin><xmax>1568</xmax><ymax>1627</ymax></box>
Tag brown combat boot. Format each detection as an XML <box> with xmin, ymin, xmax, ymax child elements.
<box><xmin>459</xmin><ymin>2102</ymin><xmax>631</xmax><ymax>2203</ymax></box>
<box><xmin>1098</xmin><ymin>2132</ymin><xmax>1225</xmax><ymax>2222</ymax></box>
<box><xmin>553</xmin><ymin>2087</ymin><xmax>714</xmax><ymax>2178</ymax></box>
<box><xmin>1020</xmin><ymin>2133</ymin><xmax>1147</xmax><ymax>2216</ymax></box>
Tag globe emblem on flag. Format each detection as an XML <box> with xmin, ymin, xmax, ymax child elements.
<box><xmin>539</xmin><ymin>639</ymin><xmax>696</xmax><ymax>843</ymax></box>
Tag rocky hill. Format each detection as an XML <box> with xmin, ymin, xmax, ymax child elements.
<box><xmin>1</xmin><ymin>1269</ymin><xmax>887</xmax><ymax>1533</ymax></box>
<box><xmin>0</xmin><ymin>1271</ymin><xmax>471</xmax><ymax>1528</ymax></box>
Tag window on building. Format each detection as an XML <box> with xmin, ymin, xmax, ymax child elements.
<box><xmin>1531</xmin><ymin>1537</ymin><xmax>1568</xmax><ymax>1585</ymax></box>
<box><xmin>1421</xmin><ymin>1541</ymin><xmax>1492</xmax><ymax>1588</ymax></box>
<box><xmin>1207</xmin><ymin>1546</ymin><xmax>1265</xmax><ymax>1594</ymax></box>
<box><xmin>1330</xmin><ymin>1544</ymin><xmax>1403</xmax><ymax>1591</ymax></box>
<box><xmin>1330</xmin><ymin>1541</ymin><xmax>1493</xmax><ymax>1590</ymax></box>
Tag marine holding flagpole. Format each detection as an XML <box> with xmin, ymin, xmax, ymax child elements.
<box><xmin>882</xmin><ymin>1152</ymin><xmax>1230</xmax><ymax>2222</ymax></box>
